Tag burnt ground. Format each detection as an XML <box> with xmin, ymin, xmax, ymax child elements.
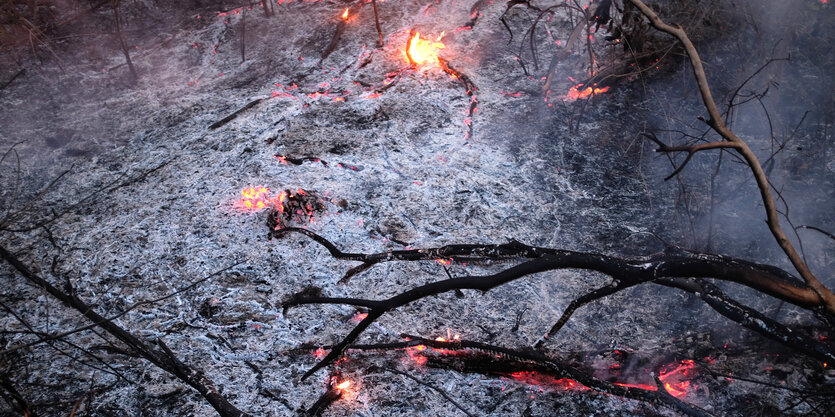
<box><xmin>0</xmin><ymin>0</ymin><xmax>833</xmax><ymax>416</ymax></box>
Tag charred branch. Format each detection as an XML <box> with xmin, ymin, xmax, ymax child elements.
<box><xmin>321</xmin><ymin>17</ymin><xmax>347</xmax><ymax>62</ymax></box>
<box><xmin>377</xmin><ymin>366</ymin><xmax>477</xmax><ymax>417</ymax></box>
<box><xmin>0</xmin><ymin>69</ymin><xmax>25</xmax><ymax>92</ymax></box>
<box><xmin>209</xmin><ymin>97</ymin><xmax>266</xmax><ymax>130</ymax></box>
<box><xmin>370</xmin><ymin>0</ymin><xmax>383</xmax><ymax>47</ymax></box>
<box><xmin>280</xmin><ymin>232</ymin><xmax>832</xmax><ymax>383</ymax></box>
<box><xmin>0</xmin><ymin>246</ymin><xmax>251</xmax><ymax>417</ymax></box>
<box><xmin>0</xmin><ymin>374</ymin><xmax>37</xmax><ymax>417</ymax></box>
<box><xmin>400</xmin><ymin>335</ymin><xmax>713</xmax><ymax>417</ymax></box>
<box><xmin>658</xmin><ymin>278</ymin><xmax>834</xmax><ymax>364</ymax></box>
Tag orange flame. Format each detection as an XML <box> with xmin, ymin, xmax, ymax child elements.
<box><xmin>336</xmin><ymin>380</ymin><xmax>351</xmax><ymax>390</ymax></box>
<box><xmin>341</xmin><ymin>8</ymin><xmax>349</xmax><ymax>20</ymax></box>
<box><xmin>406</xmin><ymin>32</ymin><xmax>445</xmax><ymax>67</ymax></box>
<box><xmin>566</xmin><ymin>83</ymin><xmax>610</xmax><ymax>100</ymax></box>
<box><xmin>234</xmin><ymin>186</ymin><xmax>272</xmax><ymax>212</ymax></box>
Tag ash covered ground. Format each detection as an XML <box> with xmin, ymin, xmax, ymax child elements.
<box><xmin>1</xmin><ymin>1</ymin><xmax>833</xmax><ymax>416</ymax></box>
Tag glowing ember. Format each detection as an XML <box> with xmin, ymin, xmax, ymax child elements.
<box><xmin>405</xmin><ymin>32</ymin><xmax>445</xmax><ymax>67</ymax></box>
<box><xmin>349</xmin><ymin>312</ymin><xmax>369</xmax><ymax>323</ymax></box>
<box><xmin>336</xmin><ymin>380</ymin><xmax>351</xmax><ymax>390</ymax></box>
<box><xmin>658</xmin><ymin>359</ymin><xmax>698</xmax><ymax>398</ymax></box>
<box><xmin>565</xmin><ymin>83</ymin><xmax>610</xmax><ymax>100</ymax></box>
<box><xmin>341</xmin><ymin>8</ymin><xmax>349</xmax><ymax>19</ymax></box>
<box><xmin>234</xmin><ymin>186</ymin><xmax>273</xmax><ymax>212</ymax></box>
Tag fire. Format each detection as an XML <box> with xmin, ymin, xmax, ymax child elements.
<box><xmin>566</xmin><ymin>83</ymin><xmax>610</xmax><ymax>100</ymax></box>
<box><xmin>349</xmin><ymin>312</ymin><xmax>369</xmax><ymax>323</ymax></box>
<box><xmin>341</xmin><ymin>8</ymin><xmax>349</xmax><ymax>20</ymax></box>
<box><xmin>335</xmin><ymin>380</ymin><xmax>351</xmax><ymax>390</ymax></box>
<box><xmin>658</xmin><ymin>359</ymin><xmax>697</xmax><ymax>398</ymax></box>
<box><xmin>234</xmin><ymin>186</ymin><xmax>273</xmax><ymax>212</ymax></box>
<box><xmin>405</xmin><ymin>32</ymin><xmax>445</xmax><ymax>67</ymax></box>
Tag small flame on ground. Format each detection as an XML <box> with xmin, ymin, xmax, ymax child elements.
<box><xmin>336</xmin><ymin>380</ymin><xmax>351</xmax><ymax>390</ymax></box>
<box><xmin>349</xmin><ymin>312</ymin><xmax>369</xmax><ymax>323</ymax></box>
<box><xmin>234</xmin><ymin>186</ymin><xmax>273</xmax><ymax>212</ymax></box>
<box><xmin>405</xmin><ymin>32</ymin><xmax>445</xmax><ymax>67</ymax></box>
<box><xmin>566</xmin><ymin>83</ymin><xmax>610</xmax><ymax>100</ymax></box>
<box><xmin>341</xmin><ymin>8</ymin><xmax>349</xmax><ymax>20</ymax></box>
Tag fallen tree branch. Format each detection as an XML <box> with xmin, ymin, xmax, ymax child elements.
<box><xmin>626</xmin><ymin>0</ymin><xmax>835</xmax><ymax>314</ymax></box>
<box><xmin>400</xmin><ymin>335</ymin><xmax>714</xmax><ymax>417</ymax></box>
<box><xmin>0</xmin><ymin>246</ymin><xmax>250</xmax><ymax>417</ymax></box>
<box><xmin>279</xmin><ymin>231</ymin><xmax>834</xmax><ymax>383</ymax></box>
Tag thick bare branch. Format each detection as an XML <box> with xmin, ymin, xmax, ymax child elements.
<box><xmin>626</xmin><ymin>0</ymin><xmax>834</xmax><ymax>314</ymax></box>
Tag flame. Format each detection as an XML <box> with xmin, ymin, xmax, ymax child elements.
<box><xmin>341</xmin><ymin>8</ymin><xmax>349</xmax><ymax>19</ymax></box>
<box><xmin>565</xmin><ymin>83</ymin><xmax>610</xmax><ymax>100</ymax></box>
<box><xmin>234</xmin><ymin>186</ymin><xmax>273</xmax><ymax>212</ymax></box>
<box><xmin>349</xmin><ymin>312</ymin><xmax>369</xmax><ymax>323</ymax></box>
<box><xmin>336</xmin><ymin>380</ymin><xmax>351</xmax><ymax>390</ymax></box>
<box><xmin>405</xmin><ymin>32</ymin><xmax>445</xmax><ymax>67</ymax></box>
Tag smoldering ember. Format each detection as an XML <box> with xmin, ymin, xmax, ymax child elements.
<box><xmin>0</xmin><ymin>0</ymin><xmax>833</xmax><ymax>416</ymax></box>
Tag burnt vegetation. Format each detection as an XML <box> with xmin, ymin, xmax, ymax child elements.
<box><xmin>1</xmin><ymin>0</ymin><xmax>833</xmax><ymax>416</ymax></box>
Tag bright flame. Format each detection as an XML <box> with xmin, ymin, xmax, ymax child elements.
<box><xmin>336</xmin><ymin>380</ymin><xmax>351</xmax><ymax>390</ymax></box>
<box><xmin>341</xmin><ymin>8</ymin><xmax>349</xmax><ymax>19</ymax></box>
<box><xmin>566</xmin><ymin>83</ymin><xmax>610</xmax><ymax>100</ymax></box>
<box><xmin>234</xmin><ymin>186</ymin><xmax>272</xmax><ymax>212</ymax></box>
<box><xmin>406</xmin><ymin>32</ymin><xmax>445</xmax><ymax>67</ymax></box>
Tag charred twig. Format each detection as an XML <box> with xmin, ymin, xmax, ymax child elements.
<box><xmin>304</xmin><ymin>373</ymin><xmax>348</xmax><ymax>417</ymax></box>
<box><xmin>0</xmin><ymin>263</ymin><xmax>240</xmax><ymax>356</ymax></box>
<box><xmin>378</xmin><ymin>366</ymin><xmax>477</xmax><ymax>417</ymax></box>
<box><xmin>2</xmin><ymin>160</ymin><xmax>172</xmax><ymax>233</ymax></box>
<box><xmin>273</xmin><ymin>227</ymin><xmax>549</xmax><ymax>282</ymax></box>
<box><xmin>0</xmin><ymin>69</ymin><xmax>25</xmax><ymax>92</ymax></box>
<box><xmin>500</xmin><ymin>0</ymin><xmax>543</xmax><ymax>42</ymax></box>
<box><xmin>240</xmin><ymin>7</ymin><xmax>246</xmax><ymax>62</ymax></box>
<box><xmin>0</xmin><ymin>299</ymin><xmax>131</xmax><ymax>381</ymax></box>
<box><xmin>0</xmin><ymin>247</ymin><xmax>251</xmax><ymax>417</ymax></box>
<box><xmin>642</xmin><ymin>132</ymin><xmax>740</xmax><ymax>180</ymax></box>
<box><xmin>0</xmin><ymin>374</ymin><xmax>37</xmax><ymax>417</ymax></box>
<box><xmin>209</xmin><ymin>97</ymin><xmax>267</xmax><ymax>130</ymax></box>
<box><xmin>796</xmin><ymin>225</ymin><xmax>835</xmax><ymax>241</ymax></box>
<box><xmin>437</xmin><ymin>57</ymin><xmax>478</xmax><ymax>140</ymax></box>
<box><xmin>627</xmin><ymin>0</ymin><xmax>835</xmax><ymax>315</ymax></box>
<box><xmin>112</xmin><ymin>0</ymin><xmax>138</xmax><ymax>83</ymax></box>
<box><xmin>371</xmin><ymin>0</ymin><xmax>383</xmax><ymax>47</ymax></box>
<box><xmin>464</xmin><ymin>0</ymin><xmax>493</xmax><ymax>29</ymax></box>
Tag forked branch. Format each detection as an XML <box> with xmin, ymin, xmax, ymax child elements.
<box><xmin>626</xmin><ymin>0</ymin><xmax>834</xmax><ymax>314</ymax></box>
